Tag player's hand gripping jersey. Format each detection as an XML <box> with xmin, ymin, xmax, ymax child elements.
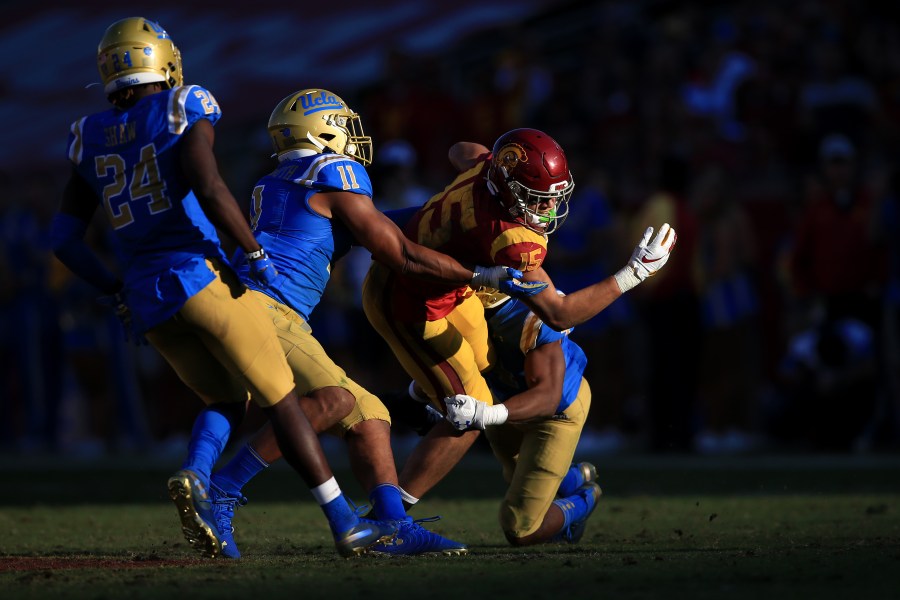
<box><xmin>391</xmin><ymin>158</ymin><xmax>548</xmax><ymax>322</ymax></box>
<box><xmin>232</xmin><ymin>152</ymin><xmax>371</xmax><ymax>322</ymax></box>
<box><xmin>66</xmin><ymin>85</ymin><xmax>226</xmax><ymax>330</ymax></box>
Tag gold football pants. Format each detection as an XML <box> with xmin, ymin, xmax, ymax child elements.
<box><xmin>145</xmin><ymin>259</ymin><xmax>295</xmax><ymax>408</ymax></box>
<box><xmin>362</xmin><ymin>261</ymin><xmax>495</xmax><ymax>410</ymax></box>
<box><xmin>250</xmin><ymin>290</ymin><xmax>390</xmax><ymax>435</ymax></box>
<box><xmin>485</xmin><ymin>377</ymin><xmax>592</xmax><ymax>538</ymax></box>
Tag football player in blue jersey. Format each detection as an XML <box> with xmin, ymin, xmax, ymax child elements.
<box><xmin>374</xmin><ymin>202</ymin><xmax>605</xmax><ymax>545</ymax></box>
<box><xmin>50</xmin><ymin>18</ymin><xmax>401</xmax><ymax>559</ymax></box>
<box><xmin>441</xmin><ymin>289</ymin><xmax>602</xmax><ymax>545</ymax></box>
<box><xmin>205</xmin><ymin>88</ymin><xmax>547</xmax><ymax>557</ymax></box>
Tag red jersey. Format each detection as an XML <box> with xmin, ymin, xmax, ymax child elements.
<box><xmin>390</xmin><ymin>159</ymin><xmax>548</xmax><ymax>321</ymax></box>
<box><xmin>790</xmin><ymin>189</ymin><xmax>885</xmax><ymax>296</ymax></box>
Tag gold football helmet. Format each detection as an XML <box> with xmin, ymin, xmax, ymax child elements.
<box><xmin>267</xmin><ymin>89</ymin><xmax>372</xmax><ymax>165</ymax></box>
<box><xmin>97</xmin><ymin>17</ymin><xmax>183</xmax><ymax>96</ymax></box>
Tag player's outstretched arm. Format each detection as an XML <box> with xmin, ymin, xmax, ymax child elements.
<box><xmin>329</xmin><ymin>190</ymin><xmax>474</xmax><ymax>284</ymax></box>
<box><xmin>521</xmin><ymin>223</ymin><xmax>677</xmax><ymax>331</ymax></box>
<box><xmin>180</xmin><ymin>119</ymin><xmax>278</xmax><ymax>286</ymax></box>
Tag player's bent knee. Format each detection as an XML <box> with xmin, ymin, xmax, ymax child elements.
<box><xmin>308</xmin><ymin>386</ymin><xmax>356</xmax><ymax>418</ymax></box>
<box><xmin>504</xmin><ymin>529</ymin><xmax>529</xmax><ymax>547</ymax></box>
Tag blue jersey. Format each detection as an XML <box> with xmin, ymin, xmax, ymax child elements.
<box><xmin>66</xmin><ymin>85</ymin><xmax>226</xmax><ymax>330</ymax></box>
<box><xmin>237</xmin><ymin>153</ymin><xmax>373</xmax><ymax>321</ymax></box>
<box><xmin>485</xmin><ymin>299</ymin><xmax>587</xmax><ymax>414</ymax></box>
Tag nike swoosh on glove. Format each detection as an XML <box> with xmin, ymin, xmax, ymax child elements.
<box><xmin>613</xmin><ymin>223</ymin><xmax>677</xmax><ymax>293</ymax></box>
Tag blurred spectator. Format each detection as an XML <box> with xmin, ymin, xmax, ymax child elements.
<box><xmin>797</xmin><ymin>38</ymin><xmax>880</xmax><ymax>161</ymax></box>
<box><xmin>369</xmin><ymin>139</ymin><xmax>433</xmax><ymax>211</ymax></box>
<box><xmin>681</xmin><ymin>16</ymin><xmax>758</xmax><ymax>143</ymax></box>
<box><xmin>542</xmin><ymin>160</ymin><xmax>640</xmax><ymax>454</ymax></box>
<box><xmin>628</xmin><ymin>153</ymin><xmax>702</xmax><ymax>452</ymax></box>
<box><xmin>788</xmin><ymin>133</ymin><xmax>885</xmax><ymax>330</ymax></box>
<box><xmin>0</xmin><ymin>172</ymin><xmax>65</xmax><ymax>453</ymax></box>
<box><xmin>780</xmin><ymin>133</ymin><xmax>887</xmax><ymax>450</ymax></box>
<box><xmin>691</xmin><ymin>166</ymin><xmax>762</xmax><ymax>454</ymax></box>
<box><xmin>778</xmin><ymin>317</ymin><xmax>876</xmax><ymax>451</ymax></box>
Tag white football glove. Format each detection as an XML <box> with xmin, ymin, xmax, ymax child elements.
<box><xmin>613</xmin><ymin>223</ymin><xmax>677</xmax><ymax>293</ymax></box>
<box><xmin>443</xmin><ymin>394</ymin><xmax>509</xmax><ymax>431</ymax></box>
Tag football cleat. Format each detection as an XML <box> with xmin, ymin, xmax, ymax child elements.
<box><xmin>368</xmin><ymin>516</ymin><xmax>468</xmax><ymax>556</ymax></box>
<box><xmin>209</xmin><ymin>482</ymin><xmax>248</xmax><ymax>559</ymax></box>
<box><xmin>556</xmin><ymin>461</ymin><xmax>598</xmax><ymax>498</ymax></box>
<box><xmin>167</xmin><ymin>469</ymin><xmax>223</xmax><ymax>558</ymax></box>
<box><xmin>578</xmin><ymin>462</ymin><xmax>598</xmax><ymax>487</ymax></box>
<box><xmin>556</xmin><ymin>482</ymin><xmax>602</xmax><ymax>544</ymax></box>
<box><xmin>334</xmin><ymin>519</ymin><xmax>398</xmax><ymax>557</ymax></box>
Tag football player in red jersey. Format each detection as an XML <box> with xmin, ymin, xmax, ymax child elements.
<box><xmin>362</xmin><ymin>128</ymin><xmax>676</xmax><ymax>502</ymax></box>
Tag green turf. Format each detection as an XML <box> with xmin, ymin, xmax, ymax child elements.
<box><xmin>1</xmin><ymin>454</ymin><xmax>899</xmax><ymax>599</ymax></box>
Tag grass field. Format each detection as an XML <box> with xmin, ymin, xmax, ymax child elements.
<box><xmin>1</xmin><ymin>451</ymin><xmax>899</xmax><ymax>600</ymax></box>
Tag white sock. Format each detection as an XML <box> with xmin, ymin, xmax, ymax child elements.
<box><xmin>398</xmin><ymin>486</ymin><xmax>420</xmax><ymax>505</ymax></box>
<box><xmin>310</xmin><ymin>476</ymin><xmax>342</xmax><ymax>505</ymax></box>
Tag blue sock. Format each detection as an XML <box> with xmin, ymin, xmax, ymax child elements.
<box><xmin>211</xmin><ymin>444</ymin><xmax>268</xmax><ymax>495</ymax></box>
<box><xmin>557</xmin><ymin>463</ymin><xmax>583</xmax><ymax>498</ymax></box>
<box><xmin>182</xmin><ymin>405</ymin><xmax>235</xmax><ymax>483</ymax></box>
<box><xmin>369</xmin><ymin>484</ymin><xmax>408</xmax><ymax>520</ymax></box>
<box><xmin>552</xmin><ymin>488</ymin><xmax>595</xmax><ymax>529</ymax></box>
<box><xmin>321</xmin><ymin>495</ymin><xmax>359</xmax><ymax>536</ymax></box>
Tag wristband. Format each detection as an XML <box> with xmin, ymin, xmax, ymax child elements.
<box><xmin>482</xmin><ymin>403</ymin><xmax>509</xmax><ymax>427</ymax></box>
<box><xmin>246</xmin><ymin>247</ymin><xmax>266</xmax><ymax>261</ymax></box>
<box><xmin>613</xmin><ymin>266</ymin><xmax>641</xmax><ymax>294</ymax></box>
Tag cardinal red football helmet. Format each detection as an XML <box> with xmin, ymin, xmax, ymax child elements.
<box><xmin>486</xmin><ymin>128</ymin><xmax>574</xmax><ymax>234</ymax></box>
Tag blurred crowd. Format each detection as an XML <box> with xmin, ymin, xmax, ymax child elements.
<box><xmin>2</xmin><ymin>0</ymin><xmax>900</xmax><ymax>456</ymax></box>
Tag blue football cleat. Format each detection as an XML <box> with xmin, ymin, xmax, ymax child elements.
<box><xmin>557</xmin><ymin>482</ymin><xmax>602</xmax><ymax>544</ymax></box>
<box><xmin>368</xmin><ymin>516</ymin><xmax>468</xmax><ymax>556</ymax></box>
<box><xmin>209</xmin><ymin>482</ymin><xmax>247</xmax><ymax>559</ymax></box>
<box><xmin>334</xmin><ymin>519</ymin><xmax>398</xmax><ymax>557</ymax></box>
<box><xmin>167</xmin><ymin>469</ymin><xmax>223</xmax><ymax>558</ymax></box>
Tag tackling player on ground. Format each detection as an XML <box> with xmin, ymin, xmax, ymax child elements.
<box><xmin>444</xmin><ymin>288</ymin><xmax>601</xmax><ymax>545</ymax></box>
